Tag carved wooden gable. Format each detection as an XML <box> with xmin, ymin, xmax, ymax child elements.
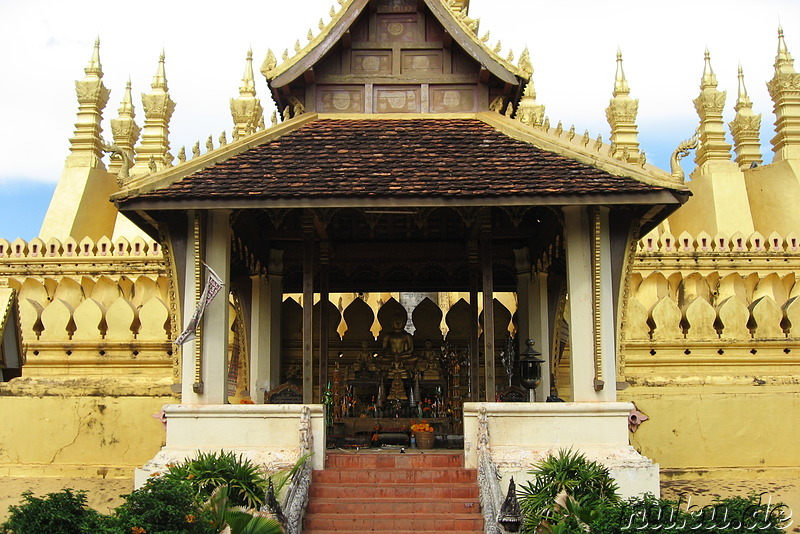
<box><xmin>269</xmin><ymin>0</ymin><xmax>523</xmax><ymax>115</ymax></box>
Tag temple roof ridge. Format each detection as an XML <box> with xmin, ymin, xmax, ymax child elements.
<box><xmin>262</xmin><ymin>0</ymin><xmax>528</xmax><ymax>89</ymax></box>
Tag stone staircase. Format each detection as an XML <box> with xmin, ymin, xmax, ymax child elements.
<box><xmin>302</xmin><ymin>451</ymin><xmax>483</xmax><ymax>533</ymax></box>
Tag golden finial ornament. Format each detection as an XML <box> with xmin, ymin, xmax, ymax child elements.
<box><xmin>206</xmin><ymin>136</ymin><xmax>213</xmax><ymax>152</ymax></box>
<box><xmin>192</xmin><ymin>142</ymin><xmax>200</xmax><ymax>158</ymax></box>
<box><xmin>518</xmin><ymin>47</ymin><xmax>533</xmax><ymax>77</ymax></box>
<box><xmin>308</xmin><ymin>29</ymin><xmax>314</xmax><ymax>42</ymax></box>
<box><xmin>506</xmin><ymin>50</ymin><xmax>514</xmax><ymax>63</ymax></box>
<box><xmin>567</xmin><ymin>125</ymin><xmax>575</xmax><ymax>141</ymax></box>
<box><xmin>294</xmin><ymin>40</ymin><xmax>301</xmax><ymax>54</ymax></box>
<box><xmin>330</xmin><ymin>6</ymin><xmax>336</xmax><ymax>17</ymax></box>
<box><xmin>606</xmin><ymin>48</ymin><xmax>640</xmax><ymax>163</ymax></box>
<box><xmin>594</xmin><ymin>134</ymin><xmax>602</xmax><ymax>152</ymax></box>
<box><xmin>582</xmin><ymin>130</ymin><xmax>590</xmax><ymax>147</ymax></box>
<box><xmin>148</xmin><ymin>156</ymin><xmax>157</xmax><ymax>172</ymax></box>
<box><xmin>493</xmin><ymin>41</ymin><xmax>502</xmax><ymax>54</ymax></box>
<box><xmin>282</xmin><ymin>49</ymin><xmax>289</xmax><ymax>61</ymax></box>
<box><xmin>177</xmin><ymin>146</ymin><xmax>186</xmax><ymax>163</ymax></box>
<box><xmin>542</xmin><ymin>116</ymin><xmax>550</xmax><ymax>132</ymax></box>
<box><xmin>555</xmin><ymin>121</ymin><xmax>563</xmax><ymax>137</ymax></box>
<box><xmin>319</xmin><ymin>18</ymin><xmax>326</xmax><ymax>30</ymax></box>
<box><xmin>271</xmin><ymin>111</ymin><xmax>278</xmax><ymax>126</ymax></box>
<box><xmin>262</xmin><ymin>49</ymin><xmax>277</xmax><ymax>75</ymax></box>
<box><xmin>480</xmin><ymin>31</ymin><xmax>490</xmax><ymax>43</ymax></box>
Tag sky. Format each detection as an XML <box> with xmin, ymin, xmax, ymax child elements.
<box><xmin>1</xmin><ymin>0</ymin><xmax>799</xmax><ymax>240</ymax></box>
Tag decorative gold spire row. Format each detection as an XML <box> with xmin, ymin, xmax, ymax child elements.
<box><xmin>133</xmin><ymin>51</ymin><xmax>176</xmax><ymax>176</ymax></box>
<box><xmin>605</xmin><ymin>49</ymin><xmax>640</xmax><ymax>163</ymax></box>
<box><xmin>729</xmin><ymin>65</ymin><xmax>763</xmax><ymax>169</ymax></box>
<box><xmin>768</xmin><ymin>27</ymin><xmax>800</xmax><ymax>162</ymax></box>
<box><xmin>69</xmin><ymin>38</ymin><xmax>111</xmax><ymax>168</ymax></box>
<box><xmin>109</xmin><ymin>79</ymin><xmax>141</xmax><ymax>177</ymax></box>
<box><xmin>231</xmin><ymin>49</ymin><xmax>264</xmax><ymax>140</ymax></box>
<box><xmin>693</xmin><ymin>49</ymin><xmax>733</xmax><ymax>168</ymax></box>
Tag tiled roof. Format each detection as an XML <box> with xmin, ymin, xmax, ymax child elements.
<box><xmin>130</xmin><ymin>119</ymin><xmax>669</xmax><ymax>202</ymax></box>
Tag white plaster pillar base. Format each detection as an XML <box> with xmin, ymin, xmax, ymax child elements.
<box><xmin>463</xmin><ymin>402</ymin><xmax>659</xmax><ymax>498</ymax></box>
<box><xmin>135</xmin><ymin>404</ymin><xmax>325</xmax><ymax>488</ymax></box>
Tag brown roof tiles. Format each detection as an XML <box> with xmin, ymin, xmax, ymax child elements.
<box><xmin>129</xmin><ymin>119</ymin><xmax>669</xmax><ymax>203</ymax></box>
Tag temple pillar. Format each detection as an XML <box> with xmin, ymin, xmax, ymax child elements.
<box><xmin>563</xmin><ymin>206</ymin><xmax>617</xmax><ymax>402</ymax></box>
<box><xmin>200</xmin><ymin>210</ymin><xmax>231</xmax><ymax>404</ymax></box>
<box><xmin>180</xmin><ymin>211</ymin><xmax>200</xmax><ymax>403</ymax></box>
<box><xmin>515</xmin><ymin>247</ymin><xmax>551</xmax><ymax>401</ymax></box>
<box><xmin>318</xmin><ymin>242</ymin><xmax>330</xmax><ymax>402</ymax></box>
<box><xmin>468</xmin><ymin>241</ymin><xmax>480</xmax><ymax>402</ymax></box>
<box><xmin>302</xmin><ymin>219</ymin><xmax>314</xmax><ymax>403</ymax></box>
<box><xmin>481</xmin><ymin>217</ymin><xmax>495</xmax><ymax>401</ymax></box>
<box><xmin>249</xmin><ymin>253</ymin><xmax>283</xmax><ymax>403</ymax></box>
<box><xmin>563</xmin><ymin>206</ymin><xmax>597</xmax><ymax>402</ymax></box>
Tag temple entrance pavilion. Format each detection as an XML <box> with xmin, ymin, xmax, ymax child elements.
<box><xmin>117</xmin><ymin>114</ymin><xmax>686</xmax><ymax>495</ymax></box>
<box><xmin>112</xmin><ymin>0</ymin><xmax>688</xmax><ymax>498</ymax></box>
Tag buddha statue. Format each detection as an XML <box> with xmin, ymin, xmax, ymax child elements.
<box><xmin>417</xmin><ymin>339</ymin><xmax>442</xmax><ymax>380</ymax></box>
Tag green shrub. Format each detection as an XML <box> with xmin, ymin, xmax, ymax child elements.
<box><xmin>164</xmin><ymin>450</ymin><xmax>267</xmax><ymax>509</ymax></box>
<box><xmin>112</xmin><ymin>475</ymin><xmax>215</xmax><ymax>534</ymax></box>
<box><xmin>518</xmin><ymin>448</ymin><xmax>620</xmax><ymax>533</ymax></box>
<box><xmin>0</xmin><ymin>489</ymin><xmax>109</xmax><ymax>534</ymax></box>
<box><xmin>589</xmin><ymin>493</ymin><xmax>790</xmax><ymax>533</ymax></box>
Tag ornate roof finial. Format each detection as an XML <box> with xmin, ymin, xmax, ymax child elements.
<box><xmin>701</xmin><ymin>48</ymin><xmax>717</xmax><ymax>89</ymax></box>
<box><xmin>240</xmin><ymin>48</ymin><xmax>256</xmax><ymax>98</ymax></box>
<box><xmin>132</xmin><ymin>52</ymin><xmax>175</xmax><ymax>175</ymax></box>
<box><xmin>516</xmin><ymin>61</ymin><xmax>545</xmax><ymax>129</ymax></box>
<box><xmin>67</xmin><ymin>38</ymin><xmax>110</xmax><ymax>165</ymax></box>
<box><xmin>231</xmin><ymin>48</ymin><xmax>264</xmax><ymax>139</ymax></box>
<box><xmin>736</xmin><ymin>64</ymin><xmax>751</xmax><ymax>107</ymax></box>
<box><xmin>693</xmin><ymin>49</ymin><xmax>733</xmax><ymax>168</ymax></box>
<box><xmin>776</xmin><ymin>26</ymin><xmax>794</xmax><ymax>72</ymax></box>
<box><xmin>606</xmin><ymin>49</ymin><xmax>640</xmax><ymax>163</ymax></box>
<box><xmin>613</xmin><ymin>48</ymin><xmax>629</xmax><ymax>96</ymax></box>
<box><xmin>730</xmin><ymin>64</ymin><xmax>763</xmax><ymax>169</ymax></box>
<box><xmin>109</xmin><ymin>78</ymin><xmax>140</xmax><ymax>178</ymax></box>
<box><xmin>518</xmin><ymin>47</ymin><xmax>532</xmax><ymax>77</ymax></box>
<box><xmin>152</xmin><ymin>50</ymin><xmax>168</xmax><ymax>91</ymax></box>
<box><xmin>261</xmin><ymin>49</ymin><xmax>277</xmax><ymax>76</ymax></box>
<box><xmin>85</xmin><ymin>37</ymin><xmax>103</xmax><ymax>77</ymax></box>
<box><xmin>769</xmin><ymin>26</ymin><xmax>800</xmax><ymax>161</ymax></box>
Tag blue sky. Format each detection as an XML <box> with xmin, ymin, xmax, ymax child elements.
<box><xmin>1</xmin><ymin>0</ymin><xmax>799</xmax><ymax>240</ymax></box>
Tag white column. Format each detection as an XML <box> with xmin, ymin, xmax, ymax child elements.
<box><xmin>249</xmin><ymin>275</ymin><xmax>270</xmax><ymax>403</ymax></box>
<box><xmin>200</xmin><ymin>210</ymin><xmax>231</xmax><ymax>404</ymax></box>
<box><xmin>180</xmin><ymin>211</ymin><xmax>200</xmax><ymax>403</ymax></box>
<box><xmin>597</xmin><ymin>207</ymin><xmax>618</xmax><ymax>402</ymax></box>
<box><xmin>562</xmin><ymin>206</ymin><xmax>598</xmax><ymax>401</ymax></box>
<box><xmin>530</xmin><ymin>271</ymin><xmax>551</xmax><ymax>401</ymax></box>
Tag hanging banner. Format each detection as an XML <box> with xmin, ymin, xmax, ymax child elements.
<box><xmin>174</xmin><ymin>264</ymin><xmax>224</xmax><ymax>345</ymax></box>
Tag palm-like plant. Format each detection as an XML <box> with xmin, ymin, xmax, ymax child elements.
<box><xmin>206</xmin><ymin>486</ymin><xmax>283</xmax><ymax>534</ymax></box>
<box><xmin>165</xmin><ymin>451</ymin><xmax>267</xmax><ymax>509</ymax></box>
<box><xmin>517</xmin><ymin>449</ymin><xmax>619</xmax><ymax>533</ymax></box>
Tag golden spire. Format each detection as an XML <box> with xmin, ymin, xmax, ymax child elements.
<box><xmin>109</xmin><ymin>78</ymin><xmax>141</xmax><ymax>177</ymax></box>
<box><xmin>132</xmin><ymin>52</ymin><xmax>176</xmax><ymax>175</ymax></box>
<box><xmin>231</xmin><ymin>48</ymin><xmax>264</xmax><ymax>139</ymax></box>
<box><xmin>729</xmin><ymin>65</ymin><xmax>763</xmax><ymax>169</ymax></box>
<box><xmin>776</xmin><ymin>26</ymin><xmax>794</xmax><ymax>73</ymax></box>
<box><xmin>68</xmin><ymin>37</ymin><xmax>110</xmax><ymax>166</ymax></box>
<box><xmin>152</xmin><ymin>50</ymin><xmax>168</xmax><ymax>91</ymax></box>
<box><xmin>515</xmin><ymin>52</ymin><xmax>544</xmax><ymax>128</ymax></box>
<box><xmin>768</xmin><ymin>27</ymin><xmax>800</xmax><ymax>161</ymax></box>
<box><xmin>85</xmin><ymin>37</ymin><xmax>102</xmax><ymax>77</ymax></box>
<box><xmin>240</xmin><ymin>48</ymin><xmax>256</xmax><ymax>98</ymax></box>
<box><xmin>693</xmin><ymin>49</ymin><xmax>733</xmax><ymax>168</ymax></box>
<box><xmin>605</xmin><ymin>49</ymin><xmax>639</xmax><ymax>163</ymax></box>
<box><xmin>613</xmin><ymin>48</ymin><xmax>629</xmax><ymax>96</ymax></box>
<box><xmin>700</xmin><ymin>48</ymin><xmax>717</xmax><ymax>88</ymax></box>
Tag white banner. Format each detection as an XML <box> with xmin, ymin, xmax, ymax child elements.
<box><xmin>174</xmin><ymin>264</ymin><xmax>224</xmax><ymax>345</ymax></box>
